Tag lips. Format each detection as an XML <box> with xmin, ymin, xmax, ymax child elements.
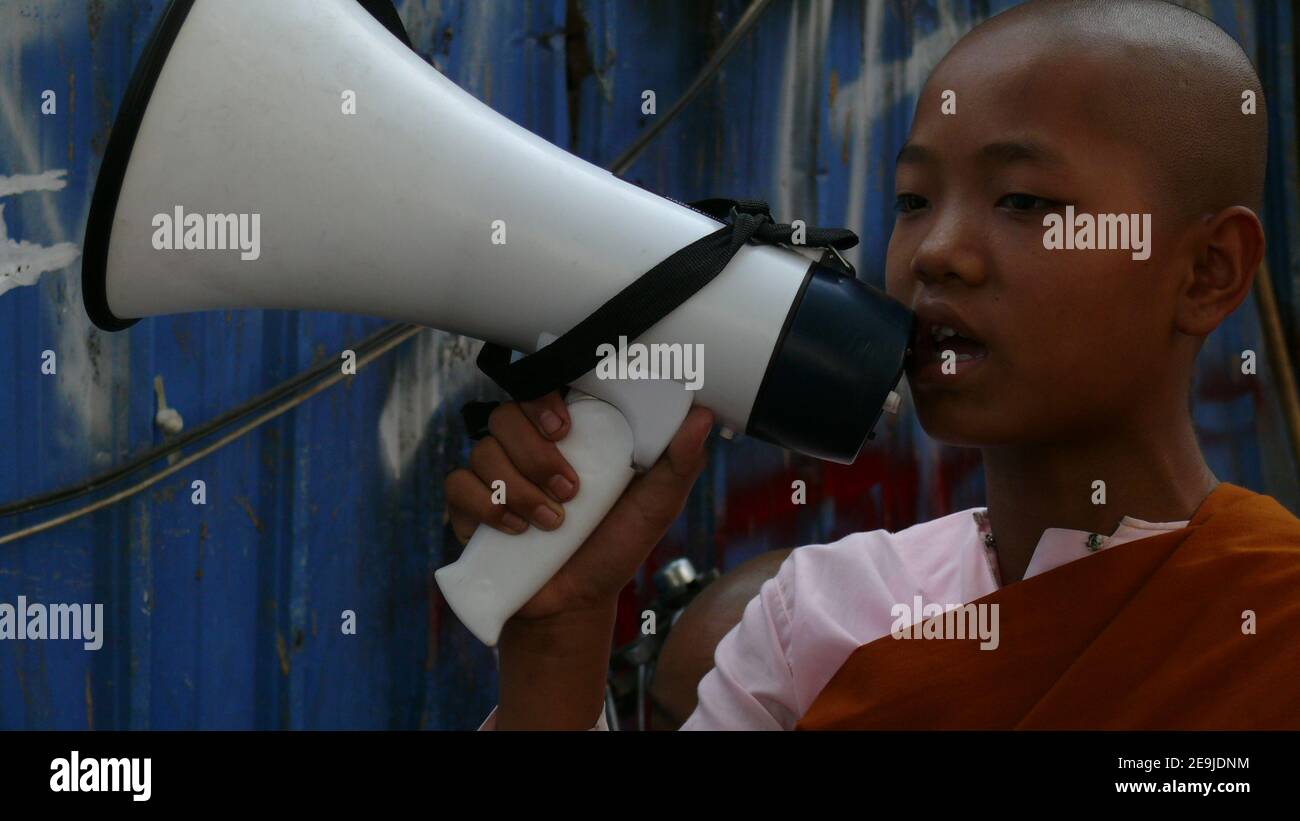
<box><xmin>907</xmin><ymin>301</ymin><xmax>989</xmax><ymax>381</ymax></box>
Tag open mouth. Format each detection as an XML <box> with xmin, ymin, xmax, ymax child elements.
<box><xmin>906</xmin><ymin>310</ymin><xmax>990</xmax><ymax>384</ymax></box>
<box><xmin>919</xmin><ymin>322</ymin><xmax>988</xmax><ymax>363</ymax></box>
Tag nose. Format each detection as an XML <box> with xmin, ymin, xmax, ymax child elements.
<box><xmin>908</xmin><ymin>205</ymin><xmax>989</xmax><ymax>288</ymax></box>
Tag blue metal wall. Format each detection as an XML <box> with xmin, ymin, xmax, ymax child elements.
<box><xmin>2</xmin><ymin>0</ymin><xmax>1297</xmax><ymax>729</ymax></box>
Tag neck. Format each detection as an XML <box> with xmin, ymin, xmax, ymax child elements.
<box><xmin>980</xmin><ymin>411</ymin><xmax>1217</xmax><ymax>585</ymax></box>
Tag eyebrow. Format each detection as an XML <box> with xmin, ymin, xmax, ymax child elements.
<box><xmin>895</xmin><ymin>139</ymin><xmax>1068</xmax><ymax>167</ymax></box>
<box><xmin>977</xmin><ymin>139</ymin><xmax>1067</xmax><ymax>167</ymax></box>
<box><xmin>896</xmin><ymin>142</ymin><xmax>934</xmax><ymax>165</ymax></box>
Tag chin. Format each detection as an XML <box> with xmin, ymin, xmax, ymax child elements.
<box><xmin>911</xmin><ymin>393</ymin><xmax>1022</xmax><ymax>448</ymax></box>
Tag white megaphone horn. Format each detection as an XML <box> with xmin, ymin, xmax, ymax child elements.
<box><xmin>83</xmin><ymin>0</ymin><xmax>913</xmax><ymax>646</ymax></box>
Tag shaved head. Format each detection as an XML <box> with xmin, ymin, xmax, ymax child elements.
<box><xmin>951</xmin><ymin>0</ymin><xmax>1267</xmax><ymax>222</ymax></box>
<box><xmin>887</xmin><ymin>0</ymin><xmax>1267</xmax><ymax>448</ymax></box>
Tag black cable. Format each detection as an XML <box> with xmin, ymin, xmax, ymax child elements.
<box><xmin>0</xmin><ymin>322</ymin><xmax>414</xmax><ymax>517</ymax></box>
<box><xmin>609</xmin><ymin>0</ymin><xmax>776</xmax><ymax>176</ymax></box>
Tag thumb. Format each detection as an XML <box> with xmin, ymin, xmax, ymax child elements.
<box><xmin>616</xmin><ymin>406</ymin><xmax>714</xmax><ymax>524</ymax></box>
<box><xmin>665</xmin><ymin>405</ymin><xmax>715</xmax><ymax>478</ymax></box>
<box><xmin>548</xmin><ymin>405</ymin><xmax>715</xmax><ymax>603</ymax></box>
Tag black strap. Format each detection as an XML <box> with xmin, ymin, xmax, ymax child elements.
<box><xmin>687</xmin><ymin>198</ymin><xmax>858</xmax><ymax>251</ymax></box>
<box><xmin>474</xmin><ymin>198</ymin><xmax>859</xmax><ymax>403</ymax></box>
<box><xmin>460</xmin><ymin>400</ymin><xmax>501</xmax><ymax>441</ymax></box>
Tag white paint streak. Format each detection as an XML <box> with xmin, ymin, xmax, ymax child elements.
<box><xmin>378</xmin><ymin>330</ymin><xmax>488</xmax><ymax>480</ymax></box>
<box><xmin>0</xmin><ymin>202</ymin><xmax>81</xmax><ymax>295</ymax></box>
<box><xmin>844</xmin><ymin>2</ymin><xmax>968</xmax><ymax>270</ymax></box>
<box><xmin>0</xmin><ymin>5</ymin><xmax>111</xmax><ymax>447</ymax></box>
<box><xmin>0</xmin><ymin>170</ymin><xmax>80</xmax><ymax>296</ymax></box>
<box><xmin>0</xmin><ymin>168</ymin><xmax>70</xmax><ymax>197</ymax></box>
<box><xmin>773</xmin><ymin>0</ymin><xmax>833</xmax><ymax>224</ymax></box>
<box><xmin>0</xmin><ymin>32</ymin><xmax>71</xmax><ymax>248</ymax></box>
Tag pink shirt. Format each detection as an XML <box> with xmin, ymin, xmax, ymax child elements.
<box><xmin>479</xmin><ymin>507</ymin><xmax>1188</xmax><ymax>731</ymax></box>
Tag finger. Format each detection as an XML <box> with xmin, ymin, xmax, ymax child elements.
<box><xmin>448</xmin><ymin>507</ymin><xmax>477</xmax><ymax>545</ymax></box>
<box><xmin>602</xmin><ymin>407</ymin><xmax>714</xmax><ymax>532</ymax></box>
<box><xmin>488</xmin><ymin>402</ymin><xmax>579</xmax><ymax>502</ymax></box>
<box><xmin>469</xmin><ymin>437</ymin><xmax>566</xmax><ymax>530</ymax></box>
<box><xmin>445</xmin><ymin>468</ymin><xmax>528</xmax><ymax>539</ymax></box>
<box><xmin>518</xmin><ymin>391</ymin><xmax>571</xmax><ymax>441</ymax></box>
<box><xmin>666</xmin><ymin>406</ymin><xmax>715</xmax><ymax>478</ymax></box>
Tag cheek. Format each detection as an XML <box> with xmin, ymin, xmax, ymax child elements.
<box><xmin>1003</xmin><ymin>266</ymin><xmax>1157</xmax><ymax>388</ymax></box>
<box><xmin>885</xmin><ymin>270</ymin><xmax>909</xmax><ymax>304</ymax></box>
<box><xmin>884</xmin><ymin>233</ymin><xmax>911</xmax><ymax>301</ymax></box>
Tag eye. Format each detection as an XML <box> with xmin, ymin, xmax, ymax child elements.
<box><xmin>997</xmin><ymin>193</ymin><xmax>1058</xmax><ymax>211</ymax></box>
<box><xmin>894</xmin><ymin>193</ymin><xmax>929</xmax><ymax>214</ymax></box>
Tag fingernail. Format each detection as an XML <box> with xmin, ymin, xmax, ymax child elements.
<box><xmin>539</xmin><ymin>410</ymin><xmax>563</xmax><ymax>437</ymax></box>
<box><xmin>532</xmin><ymin>505</ymin><xmax>562</xmax><ymax>529</ymax></box>
<box><xmin>502</xmin><ymin>512</ymin><xmax>528</xmax><ymax>533</ymax></box>
<box><xmin>548</xmin><ymin>474</ymin><xmax>575</xmax><ymax>500</ymax></box>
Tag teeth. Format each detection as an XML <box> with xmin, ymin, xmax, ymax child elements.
<box><xmin>931</xmin><ymin>325</ymin><xmax>958</xmax><ymax>341</ymax></box>
<box><xmin>931</xmin><ymin>350</ymin><xmax>987</xmax><ymax>363</ymax></box>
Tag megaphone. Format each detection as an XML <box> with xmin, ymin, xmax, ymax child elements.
<box><xmin>84</xmin><ymin>0</ymin><xmax>913</xmax><ymax>646</ymax></box>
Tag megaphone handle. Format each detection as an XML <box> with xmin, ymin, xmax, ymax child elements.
<box><xmin>435</xmin><ymin>394</ymin><xmax>638</xmax><ymax>646</ymax></box>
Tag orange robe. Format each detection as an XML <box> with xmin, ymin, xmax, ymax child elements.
<box><xmin>796</xmin><ymin>483</ymin><xmax>1300</xmax><ymax>729</ymax></box>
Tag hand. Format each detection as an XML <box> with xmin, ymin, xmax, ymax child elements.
<box><xmin>445</xmin><ymin>391</ymin><xmax>714</xmax><ymax>621</ymax></box>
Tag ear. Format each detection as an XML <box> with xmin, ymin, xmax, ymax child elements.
<box><xmin>1175</xmin><ymin>206</ymin><xmax>1265</xmax><ymax>337</ymax></box>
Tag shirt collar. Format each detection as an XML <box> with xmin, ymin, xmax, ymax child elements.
<box><xmin>973</xmin><ymin>510</ymin><xmax>1190</xmax><ymax>585</ymax></box>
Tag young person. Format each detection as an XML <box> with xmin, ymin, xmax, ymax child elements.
<box><xmin>446</xmin><ymin>0</ymin><xmax>1300</xmax><ymax>730</ymax></box>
